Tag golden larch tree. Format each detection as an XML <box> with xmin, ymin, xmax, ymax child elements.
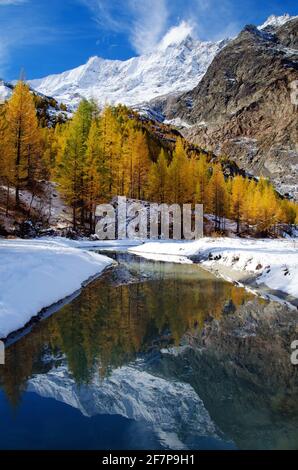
<box><xmin>5</xmin><ymin>81</ymin><xmax>40</xmax><ymax>206</ymax></box>
<box><xmin>230</xmin><ymin>175</ymin><xmax>248</xmax><ymax>234</ymax></box>
<box><xmin>148</xmin><ymin>148</ymin><xmax>168</xmax><ymax>203</ymax></box>
<box><xmin>167</xmin><ymin>138</ymin><xmax>190</xmax><ymax>204</ymax></box>
<box><xmin>195</xmin><ymin>154</ymin><xmax>210</xmax><ymax>209</ymax></box>
<box><xmin>207</xmin><ymin>164</ymin><xmax>229</xmax><ymax>231</ymax></box>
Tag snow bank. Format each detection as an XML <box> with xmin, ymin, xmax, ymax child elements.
<box><xmin>0</xmin><ymin>239</ymin><xmax>113</xmax><ymax>338</ymax></box>
<box><xmin>39</xmin><ymin>237</ymin><xmax>143</xmax><ymax>250</ymax></box>
<box><xmin>129</xmin><ymin>238</ymin><xmax>298</xmax><ymax>299</ymax></box>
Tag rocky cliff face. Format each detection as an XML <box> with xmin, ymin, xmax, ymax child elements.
<box><xmin>158</xmin><ymin>18</ymin><xmax>298</xmax><ymax>198</ymax></box>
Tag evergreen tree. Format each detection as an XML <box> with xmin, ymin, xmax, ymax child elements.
<box><xmin>46</xmin><ymin>102</ymin><xmax>298</xmax><ymax>236</ymax></box>
<box><xmin>278</xmin><ymin>200</ymin><xmax>297</xmax><ymax>225</ymax></box>
<box><xmin>39</xmin><ymin>127</ymin><xmax>56</xmax><ymax>181</ymax></box>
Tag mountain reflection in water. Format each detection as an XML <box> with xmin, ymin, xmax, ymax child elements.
<box><xmin>0</xmin><ymin>252</ymin><xmax>297</xmax><ymax>450</ymax></box>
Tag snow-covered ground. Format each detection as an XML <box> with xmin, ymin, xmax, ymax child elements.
<box><xmin>1</xmin><ymin>235</ymin><xmax>297</xmax><ymax>338</ymax></box>
<box><xmin>40</xmin><ymin>237</ymin><xmax>142</xmax><ymax>250</ymax></box>
<box><xmin>0</xmin><ymin>182</ymin><xmax>73</xmax><ymax>228</ymax></box>
<box><xmin>163</xmin><ymin>117</ymin><xmax>194</xmax><ymax>129</ymax></box>
<box><xmin>0</xmin><ymin>239</ymin><xmax>115</xmax><ymax>338</ymax></box>
<box><xmin>129</xmin><ymin>238</ymin><xmax>298</xmax><ymax>300</ymax></box>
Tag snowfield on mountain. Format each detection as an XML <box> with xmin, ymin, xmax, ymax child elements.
<box><xmin>29</xmin><ymin>22</ymin><xmax>228</xmax><ymax>108</ymax></box>
<box><xmin>258</xmin><ymin>13</ymin><xmax>298</xmax><ymax>29</ymax></box>
<box><xmin>27</xmin><ymin>14</ymin><xmax>297</xmax><ymax>112</ymax></box>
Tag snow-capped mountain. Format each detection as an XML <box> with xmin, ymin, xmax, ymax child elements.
<box><xmin>159</xmin><ymin>14</ymin><xmax>298</xmax><ymax>198</ymax></box>
<box><xmin>259</xmin><ymin>13</ymin><xmax>298</xmax><ymax>30</ymax></box>
<box><xmin>29</xmin><ymin>23</ymin><xmax>229</xmax><ymax>109</ymax></box>
<box><xmin>6</xmin><ymin>14</ymin><xmax>297</xmax><ymax>114</ymax></box>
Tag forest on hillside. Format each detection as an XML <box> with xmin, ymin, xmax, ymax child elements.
<box><xmin>0</xmin><ymin>81</ymin><xmax>297</xmax><ymax>237</ymax></box>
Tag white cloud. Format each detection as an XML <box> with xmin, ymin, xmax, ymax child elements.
<box><xmin>158</xmin><ymin>21</ymin><xmax>194</xmax><ymax>50</ymax></box>
<box><xmin>79</xmin><ymin>0</ymin><xmax>169</xmax><ymax>55</ymax></box>
<box><xmin>79</xmin><ymin>0</ymin><xmax>241</xmax><ymax>53</ymax></box>
<box><xmin>79</xmin><ymin>0</ymin><xmax>121</xmax><ymax>31</ymax></box>
<box><xmin>0</xmin><ymin>0</ymin><xmax>27</xmax><ymax>5</ymax></box>
<box><xmin>128</xmin><ymin>0</ymin><xmax>169</xmax><ymax>54</ymax></box>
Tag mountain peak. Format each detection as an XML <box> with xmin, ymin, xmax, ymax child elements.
<box><xmin>157</xmin><ymin>21</ymin><xmax>195</xmax><ymax>51</ymax></box>
<box><xmin>29</xmin><ymin>25</ymin><xmax>227</xmax><ymax>109</ymax></box>
<box><xmin>259</xmin><ymin>13</ymin><xmax>298</xmax><ymax>30</ymax></box>
<box><xmin>86</xmin><ymin>56</ymin><xmax>99</xmax><ymax>65</ymax></box>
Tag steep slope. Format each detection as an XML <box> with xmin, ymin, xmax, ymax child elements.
<box><xmin>158</xmin><ymin>17</ymin><xmax>298</xmax><ymax>197</ymax></box>
<box><xmin>0</xmin><ymin>79</ymin><xmax>69</xmax><ymax>126</ymax></box>
<box><xmin>29</xmin><ymin>26</ymin><xmax>228</xmax><ymax>109</ymax></box>
<box><xmin>258</xmin><ymin>13</ymin><xmax>298</xmax><ymax>30</ymax></box>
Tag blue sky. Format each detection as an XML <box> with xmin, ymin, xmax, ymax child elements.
<box><xmin>0</xmin><ymin>0</ymin><xmax>297</xmax><ymax>80</ymax></box>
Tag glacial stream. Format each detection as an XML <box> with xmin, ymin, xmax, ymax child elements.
<box><xmin>0</xmin><ymin>250</ymin><xmax>297</xmax><ymax>450</ymax></box>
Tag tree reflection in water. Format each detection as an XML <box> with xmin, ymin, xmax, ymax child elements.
<box><xmin>0</xmin><ymin>252</ymin><xmax>297</xmax><ymax>449</ymax></box>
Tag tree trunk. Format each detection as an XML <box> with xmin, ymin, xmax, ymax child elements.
<box><xmin>73</xmin><ymin>204</ymin><xmax>76</xmax><ymax>230</ymax></box>
<box><xmin>6</xmin><ymin>181</ymin><xmax>10</xmax><ymax>217</ymax></box>
<box><xmin>15</xmin><ymin>125</ymin><xmax>22</xmax><ymax>207</ymax></box>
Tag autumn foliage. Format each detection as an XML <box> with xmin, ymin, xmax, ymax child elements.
<box><xmin>0</xmin><ymin>83</ymin><xmax>297</xmax><ymax>235</ymax></box>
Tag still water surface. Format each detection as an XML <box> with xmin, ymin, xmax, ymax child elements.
<box><xmin>0</xmin><ymin>250</ymin><xmax>297</xmax><ymax>450</ymax></box>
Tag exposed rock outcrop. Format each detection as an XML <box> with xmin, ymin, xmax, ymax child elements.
<box><xmin>157</xmin><ymin>18</ymin><xmax>298</xmax><ymax>198</ymax></box>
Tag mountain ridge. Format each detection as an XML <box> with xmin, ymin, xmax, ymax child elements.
<box><xmin>153</xmin><ymin>16</ymin><xmax>298</xmax><ymax>198</ymax></box>
<box><xmin>28</xmin><ymin>22</ymin><xmax>229</xmax><ymax>108</ymax></box>
<box><xmin>27</xmin><ymin>14</ymin><xmax>297</xmax><ymax>111</ymax></box>
<box><xmin>1</xmin><ymin>14</ymin><xmax>297</xmax><ymax>199</ymax></box>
